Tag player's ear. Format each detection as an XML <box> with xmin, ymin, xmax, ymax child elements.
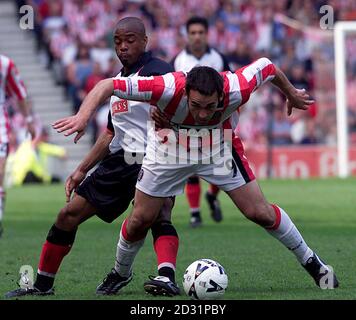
<box><xmin>219</xmin><ymin>92</ymin><xmax>225</xmax><ymax>103</ymax></box>
<box><xmin>143</xmin><ymin>35</ymin><xmax>148</xmax><ymax>48</ymax></box>
<box><xmin>183</xmin><ymin>87</ymin><xmax>187</xmax><ymax>97</ymax></box>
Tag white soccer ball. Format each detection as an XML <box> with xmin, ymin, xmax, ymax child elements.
<box><xmin>182</xmin><ymin>258</ymin><xmax>228</xmax><ymax>300</ymax></box>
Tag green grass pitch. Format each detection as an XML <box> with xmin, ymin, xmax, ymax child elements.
<box><xmin>1</xmin><ymin>179</ymin><xmax>355</xmax><ymax>300</ymax></box>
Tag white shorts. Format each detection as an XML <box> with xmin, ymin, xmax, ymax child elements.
<box><xmin>136</xmin><ymin>136</ymin><xmax>255</xmax><ymax>197</ymax></box>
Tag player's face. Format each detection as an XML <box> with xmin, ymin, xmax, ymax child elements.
<box><xmin>187</xmin><ymin>24</ymin><xmax>208</xmax><ymax>52</ymax></box>
<box><xmin>114</xmin><ymin>29</ymin><xmax>147</xmax><ymax>67</ymax></box>
<box><xmin>188</xmin><ymin>90</ymin><xmax>220</xmax><ymax>125</ymax></box>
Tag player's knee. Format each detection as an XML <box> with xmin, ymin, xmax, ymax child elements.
<box><xmin>243</xmin><ymin>202</ymin><xmax>275</xmax><ymax>227</ymax></box>
<box><xmin>151</xmin><ymin>220</ymin><xmax>178</xmax><ymax>241</ymax></box>
<box><xmin>158</xmin><ymin>197</ymin><xmax>174</xmax><ymax>221</ymax></box>
<box><xmin>56</xmin><ymin>206</ymin><xmax>81</xmax><ymax>229</ymax></box>
<box><xmin>128</xmin><ymin>214</ymin><xmax>154</xmax><ymax>236</ymax></box>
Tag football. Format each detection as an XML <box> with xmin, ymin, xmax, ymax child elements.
<box><xmin>182</xmin><ymin>258</ymin><xmax>228</xmax><ymax>300</ymax></box>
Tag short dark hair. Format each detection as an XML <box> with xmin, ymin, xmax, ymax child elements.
<box><xmin>114</xmin><ymin>16</ymin><xmax>146</xmax><ymax>36</ymax></box>
<box><xmin>186</xmin><ymin>16</ymin><xmax>209</xmax><ymax>32</ymax></box>
<box><xmin>186</xmin><ymin>66</ymin><xmax>224</xmax><ymax>98</ymax></box>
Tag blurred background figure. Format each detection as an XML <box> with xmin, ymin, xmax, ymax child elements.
<box><xmin>7</xmin><ymin>128</ymin><xmax>66</xmax><ymax>187</ymax></box>
<box><xmin>172</xmin><ymin>16</ymin><xmax>231</xmax><ymax>228</ymax></box>
<box><xmin>0</xmin><ymin>54</ymin><xmax>36</xmax><ymax>237</ymax></box>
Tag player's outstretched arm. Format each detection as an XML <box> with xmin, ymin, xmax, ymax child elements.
<box><xmin>65</xmin><ymin>129</ymin><xmax>114</xmax><ymax>202</ymax></box>
<box><xmin>53</xmin><ymin>79</ymin><xmax>114</xmax><ymax>143</ymax></box>
<box><xmin>271</xmin><ymin>66</ymin><xmax>315</xmax><ymax>116</ymax></box>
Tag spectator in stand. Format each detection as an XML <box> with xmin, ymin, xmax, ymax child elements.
<box><xmin>288</xmin><ymin>63</ymin><xmax>311</xmax><ymax>90</ymax></box>
<box><xmin>50</xmin><ymin>23</ymin><xmax>75</xmax><ymax>85</ymax></box>
<box><xmin>79</xmin><ymin>14</ymin><xmax>107</xmax><ymax>46</ymax></box>
<box><xmin>90</xmin><ymin>38</ymin><xmax>113</xmax><ymax>74</ymax></box>
<box><xmin>22</xmin><ymin>0</ymin><xmax>342</xmax><ymax>147</ymax></box>
<box><xmin>154</xmin><ymin>10</ymin><xmax>178</xmax><ymax>59</ymax></box>
<box><xmin>66</xmin><ymin>44</ymin><xmax>94</xmax><ymax>111</ymax></box>
<box><xmin>272</xmin><ymin>108</ymin><xmax>292</xmax><ymax>145</ymax></box>
<box><xmin>208</xmin><ymin>17</ymin><xmax>237</xmax><ymax>54</ymax></box>
<box><xmin>226</xmin><ymin>41</ymin><xmax>253</xmax><ymax>70</ymax></box>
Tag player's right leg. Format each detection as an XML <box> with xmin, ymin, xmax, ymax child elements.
<box><xmin>143</xmin><ymin>197</ymin><xmax>180</xmax><ymax>296</ymax></box>
<box><xmin>200</xmin><ymin>135</ymin><xmax>338</xmax><ymax>289</ymax></box>
<box><xmin>227</xmin><ymin>182</ymin><xmax>339</xmax><ymax>289</ymax></box>
<box><xmin>5</xmin><ymin>195</ymin><xmax>97</xmax><ymax>298</ymax></box>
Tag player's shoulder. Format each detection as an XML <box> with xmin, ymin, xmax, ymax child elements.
<box><xmin>208</xmin><ymin>47</ymin><xmax>224</xmax><ymax>59</ymax></box>
<box><xmin>0</xmin><ymin>54</ymin><xmax>11</xmax><ymax>64</ymax></box>
<box><xmin>139</xmin><ymin>55</ymin><xmax>174</xmax><ymax>77</ymax></box>
<box><xmin>172</xmin><ymin>49</ymin><xmax>187</xmax><ymax>61</ymax></box>
<box><xmin>209</xmin><ymin>48</ymin><xmax>231</xmax><ymax>71</ymax></box>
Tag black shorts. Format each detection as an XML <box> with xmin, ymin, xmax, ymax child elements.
<box><xmin>76</xmin><ymin>149</ymin><xmax>142</xmax><ymax>223</ymax></box>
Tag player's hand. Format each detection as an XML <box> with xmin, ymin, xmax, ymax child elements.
<box><xmin>65</xmin><ymin>169</ymin><xmax>86</xmax><ymax>202</ymax></box>
<box><xmin>286</xmin><ymin>88</ymin><xmax>315</xmax><ymax>116</ymax></box>
<box><xmin>150</xmin><ymin>106</ymin><xmax>171</xmax><ymax>130</ymax></box>
<box><xmin>27</xmin><ymin>122</ymin><xmax>36</xmax><ymax>140</ymax></box>
<box><xmin>52</xmin><ymin>114</ymin><xmax>88</xmax><ymax>143</ymax></box>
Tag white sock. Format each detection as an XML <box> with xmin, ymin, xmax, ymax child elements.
<box><xmin>114</xmin><ymin>231</ymin><xmax>145</xmax><ymax>278</ymax></box>
<box><xmin>266</xmin><ymin>205</ymin><xmax>313</xmax><ymax>265</ymax></box>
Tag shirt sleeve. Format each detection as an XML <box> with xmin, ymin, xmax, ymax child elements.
<box><xmin>112</xmin><ymin>74</ymin><xmax>175</xmax><ymax>112</ymax></box>
<box><xmin>238</xmin><ymin>57</ymin><xmax>276</xmax><ymax>94</ymax></box>
<box><xmin>5</xmin><ymin>59</ymin><xmax>27</xmax><ymax>101</ymax></box>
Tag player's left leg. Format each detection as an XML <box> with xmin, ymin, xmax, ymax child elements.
<box><xmin>227</xmin><ymin>181</ymin><xmax>339</xmax><ymax>289</ymax></box>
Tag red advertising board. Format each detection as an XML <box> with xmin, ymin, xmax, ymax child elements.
<box><xmin>245</xmin><ymin>146</ymin><xmax>356</xmax><ymax>178</ymax></box>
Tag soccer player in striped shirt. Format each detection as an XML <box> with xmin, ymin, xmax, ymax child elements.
<box><xmin>54</xmin><ymin>57</ymin><xmax>339</xmax><ymax>290</ymax></box>
<box><xmin>0</xmin><ymin>54</ymin><xmax>36</xmax><ymax>237</ymax></box>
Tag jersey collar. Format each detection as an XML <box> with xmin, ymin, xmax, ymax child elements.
<box><xmin>120</xmin><ymin>51</ymin><xmax>152</xmax><ymax>77</ymax></box>
<box><xmin>185</xmin><ymin>45</ymin><xmax>211</xmax><ymax>57</ymax></box>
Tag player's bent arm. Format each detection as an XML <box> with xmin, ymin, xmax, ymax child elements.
<box><xmin>76</xmin><ymin>129</ymin><xmax>114</xmax><ymax>174</ymax></box>
<box><xmin>270</xmin><ymin>66</ymin><xmax>298</xmax><ymax>99</ymax></box>
<box><xmin>240</xmin><ymin>57</ymin><xmax>314</xmax><ymax>115</ymax></box>
<box><xmin>270</xmin><ymin>66</ymin><xmax>315</xmax><ymax>115</ymax></box>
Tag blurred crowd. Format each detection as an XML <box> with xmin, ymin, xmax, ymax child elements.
<box><xmin>16</xmin><ymin>0</ymin><xmax>356</xmax><ymax>147</ymax></box>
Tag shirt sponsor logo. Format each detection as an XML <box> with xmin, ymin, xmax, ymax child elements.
<box><xmin>112</xmin><ymin>99</ymin><xmax>129</xmax><ymax>114</ymax></box>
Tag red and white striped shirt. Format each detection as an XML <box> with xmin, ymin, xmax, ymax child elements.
<box><xmin>0</xmin><ymin>55</ymin><xmax>27</xmax><ymax>105</ymax></box>
<box><xmin>112</xmin><ymin>57</ymin><xmax>276</xmax><ymax>130</ymax></box>
<box><xmin>0</xmin><ymin>55</ymin><xmax>27</xmax><ymax>144</ymax></box>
